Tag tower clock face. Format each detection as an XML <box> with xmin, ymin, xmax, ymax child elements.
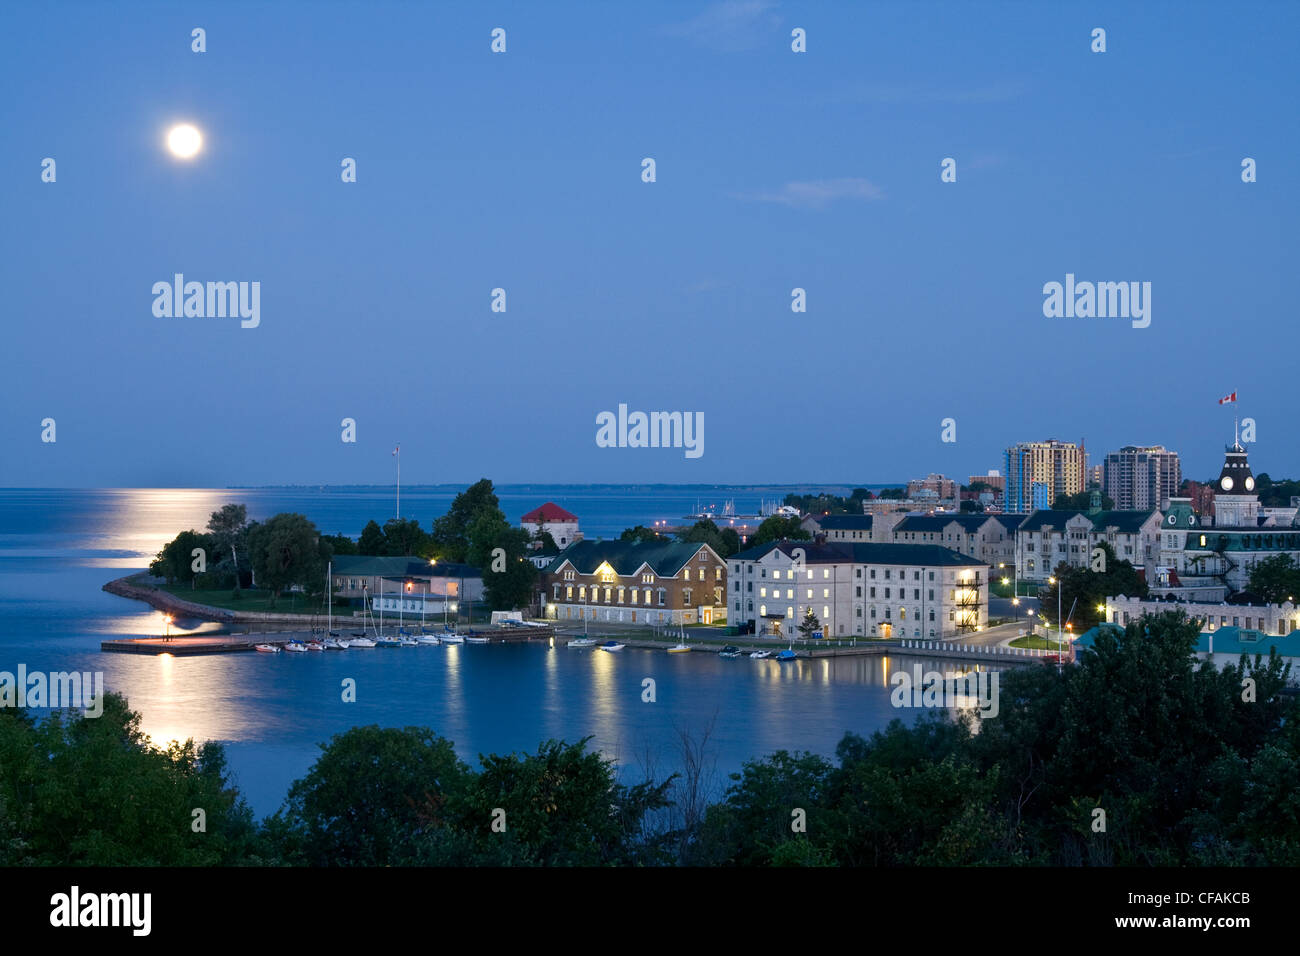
<box><xmin>1245</xmin><ymin>477</ymin><xmax>1255</xmax><ymax>491</ymax></box>
<box><xmin>1221</xmin><ymin>476</ymin><xmax>1234</xmax><ymax>491</ymax></box>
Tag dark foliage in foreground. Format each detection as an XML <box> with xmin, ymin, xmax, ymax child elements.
<box><xmin>1</xmin><ymin>612</ymin><xmax>1295</xmax><ymax>866</ymax></box>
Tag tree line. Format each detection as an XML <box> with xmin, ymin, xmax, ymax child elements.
<box><xmin>148</xmin><ymin>479</ymin><xmax>540</xmax><ymax>611</ymax></box>
<box><xmin>4</xmin><ymin>612</ymin><xmax>1295</xmax><ymax>866</ymax></box>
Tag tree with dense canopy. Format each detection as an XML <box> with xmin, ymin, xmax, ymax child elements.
<box><xmin>148</xmin><ymin>529</ymin><xmax>212</xmax><ymax>587</ymax></box>
<box><xmin>620</xmin><ymin>524</ymin><xmax>669</xmax><ymax>544</ymax></box>
<box><xmin>206</xmin><ymin>503</ymin><xmax>249</xmax><ymax>592</ymax></box>
<box><xmin>1037</xmin><ymin>543</ymin><xmax>1147</xmax><ymax>631</ymax></box>
<box><xmin>1247</xmin><ymin>554</ymin><xmax>1300</xmax><ymax>604</ymax></box>
<box><xmin>430</xmin><ymin>479</ymin><xmax>501</xmax><ymax>563</ymax></box>
<box><xmin>244</xmin><ymin>513</ymin><xmax>328</xmax><ymax>604</ymax></box>
<box><xmin>748</xmin><ymin>516</ymin><xmax>810</xmax><ymax>548</ymax></box>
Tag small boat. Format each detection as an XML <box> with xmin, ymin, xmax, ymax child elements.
<box><xmin>749</xmin><ymin>650</ymin><xmax>772</xmax><ymax>659</ymax></box>
<box><xmin>284</xmin><ymin>642</ymin><xmax>308</xmax><ymax>653</ymax></box>
<box><xmin>667</xmin><ymin>643</ymin><xmax>691</xmax><ymax>653</ymax></box>
<box><xmin>466</xmin><ymin>636</ymin><xmax>490</xmax><ymax>644</ymax></box>
<box><xmin>399</xmin><ymin>636</ymin><xmax>419</xmax><ymax>647</ymax></box>
<box><xmin>348</xmin><ymin>637</ymin><xmax>376</xmax><ymax>648</ymax></box>
<box><xmin>254</xmin><ymin>644</ymin><xmax>280</xmax><ymax>653</ymax></box>
<box><xmin>306</xmin><ymin>641</ymin><xmax>325</xmax><ymax>651</ymax></box>
<box><xmin>719</xmin><ymin>645</ymin><xmax>742</xmax><ymax>658</ymax></box>
<box><xmin>375</xmin><ymin>637</ymin><xmax>403</xmax><ymax>648</ymax></box>
<box><xmin>323</xmin><ymin>639</ymin><xmax>346</xmax><ymax>650</ymax></box>
<box><xmin>599</xmin><ymin>641</ymin><xmax>626</xmax><ymax>653</ymax></box>
<box><xmin>567</xmin><ymin>638</ymin><xmax>598</xmax><ymax>648</ymax></box>
<box><xmin>415</xmin><ymin>634</ymin><xmax>441</xmax><ymax>645</ymax></box>
<box><xmin>441</xmin><ymin>634</ymin><xmax>465</xmax><ymax>645</ymax></box>
<box><xmin>777</xmin><ymin>649</ymin><xmax>798</xmax><ymax>661</ymax></box>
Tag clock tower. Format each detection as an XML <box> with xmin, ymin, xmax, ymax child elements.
<box><xmin>1213</xmin><ymin>438</ymin><xmax>1259</xmax><ymax>527</ymax></box>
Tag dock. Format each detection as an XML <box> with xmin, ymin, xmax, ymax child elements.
<box><xmin>101</xmin><ymin>625</ymin><xmax>556</xmax><ymax>655</ymax></box>
<box><xmin>101</xmin><ymin>633</ymin><xmax>270</xmax><ymax>655</ymax></box>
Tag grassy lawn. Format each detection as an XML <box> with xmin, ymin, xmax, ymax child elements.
<box><xmin>155</xmin><ymin>583</ymin><xmax>325</xmax><ymax>615</ymax></box>
<box><xmin>1009</xmin><ymin>634</ymin><xmax>1070</xmax><ymax>651</ymax></box>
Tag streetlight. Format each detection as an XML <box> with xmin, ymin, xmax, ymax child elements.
<box><xmin>164</xmin><ymin>614</ymin><xmax>173</xmax><ymax>642</ymax></box>
<box><xmin>1047</xmin><ymin>576</ymin><xmax>1063</xmax><ymax>652</ymax></box>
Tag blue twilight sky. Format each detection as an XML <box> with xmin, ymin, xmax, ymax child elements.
<box><xmin>2</xmin><ymin>0</ymin><xmax>1296</xmax><ymax>489</ymax></box>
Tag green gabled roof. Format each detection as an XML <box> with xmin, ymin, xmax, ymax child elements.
<box><xmin>986</xmin><ymin>513</ymin><xmax>1028</xmax><ymax>532</ymax></box>
<box><xmin>732</xmin><ymin>540</ymin><xmax>849</xmax><ymax>563</ymax></box>
<box><xmin>545</xmin><ymin>538</ymin><xmax>715</xmax><ymax>577</ymax></box>
<box><xmin>1089</xmin><ymin>510</ymin><xmax>1158</xmax><ymax>533</ymax></box>
<box><xmin>1018</xmin><ymin>509</ymin><xmax>1155</xmax><ymax>534</ymax></box>
<box><xmin>817</xmin><ymin>514</ymin><xmax>873</xmax><ymax>530</ymax></box>
<box><xmin>1018</xmin><ymin>510</ymin><xmax>1088</xmax><ymax>532</ymax></box>
<box><xmin>894</xmin><ymin>514</ymin><xmax>991</xmax><ymax>534</ymax></box>
<box><xmin>331</xmin><ymin>555</ymin><xmax>480</xmax><ymax>578</ymax></box>
<box><xmin>846</xmin><ymin>542</ymin><xmax>985</xmax><ymax>567</ymax></box>
<box><xmin>732</xmin><ymin>539</ymin><xmax>984</xmax><ymax>568</ymax></box>
<box><xmin>332</xmin><ymin>556</ymin><xmax>419</xmax><ymax>578</ymax></box>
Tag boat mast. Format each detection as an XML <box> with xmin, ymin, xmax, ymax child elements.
<box><xmin>327</xmin><ymin>560</ymin><xmax>332</xmax><ymax>633</ymax></box>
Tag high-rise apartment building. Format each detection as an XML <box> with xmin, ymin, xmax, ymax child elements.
<box><xmin>1102</xmin><ymin>445</ymin><xmax>1181</xmax><ymax>510</ymax></box>
<box><xmin>1003</xmin><ymin>440</ymin><xmax>1087</xmax><ymax>513</ymax></box>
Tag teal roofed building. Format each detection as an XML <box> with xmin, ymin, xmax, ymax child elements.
<box><xmin>1075</xmin><ymin>620</ymin><xmax>1300</xmax><ymax>685</ymax></box>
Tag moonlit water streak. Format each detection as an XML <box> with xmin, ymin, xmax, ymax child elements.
<box><xmin>0</xmin><ymin>488</ymin><xmax>996</xmax><ymax>815</ymax></box>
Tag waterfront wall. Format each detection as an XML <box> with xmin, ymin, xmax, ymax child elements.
<box><xmin>102</xmin><ymin>576</ymin><xmax>323</xmax><ymax>624</ymax></box>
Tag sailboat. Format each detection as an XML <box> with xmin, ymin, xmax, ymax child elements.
<box><xmin>567</xmin><ymin>615</ymin><xmax>599</xmax><ymax>648</ymax></box>
<box><xmin>371</xmin><ymin>579</ymin><xmax>403</xmax><ymax>646</ymax></box>
<box><xmin>667</xmin><ymin>620</ymin><xmax>691</xmax><ymax>653</ymax></box>
<box><xmin>326</xmin><ymin>560</ymin><xmax>342</xmax><ymax>640</ymax></box>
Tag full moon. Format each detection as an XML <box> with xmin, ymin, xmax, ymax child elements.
<box><xmin>167</xmin><ymin>124</ymin><xmax>203</xmax><ymax>159</ymax></box>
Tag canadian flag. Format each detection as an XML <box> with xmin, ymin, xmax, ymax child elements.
<box><xmin>393</xmin><ymin>444</ymin><xmax>400</xmax><ymax>455</ymax></box>
<box><xmin>1217</xmin><ymin>391</ymin><xmax>1237</xmax><ymax>405</ymax></box>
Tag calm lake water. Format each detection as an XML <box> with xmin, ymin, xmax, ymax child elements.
<box><xmin>0</xmin><ymin>487</ymin><xmax>998</xmax><ymax>817</ymax></box>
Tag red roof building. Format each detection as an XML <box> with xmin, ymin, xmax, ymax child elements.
<box><xmin>521</xmin><ymin>503</ymin><xmax>579</xmax><ymax>523</ymax></box>
<box><xmin>521</xmin><ymin>502</ymin><xmax>582</xmax><ymax>548</ymax></box>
